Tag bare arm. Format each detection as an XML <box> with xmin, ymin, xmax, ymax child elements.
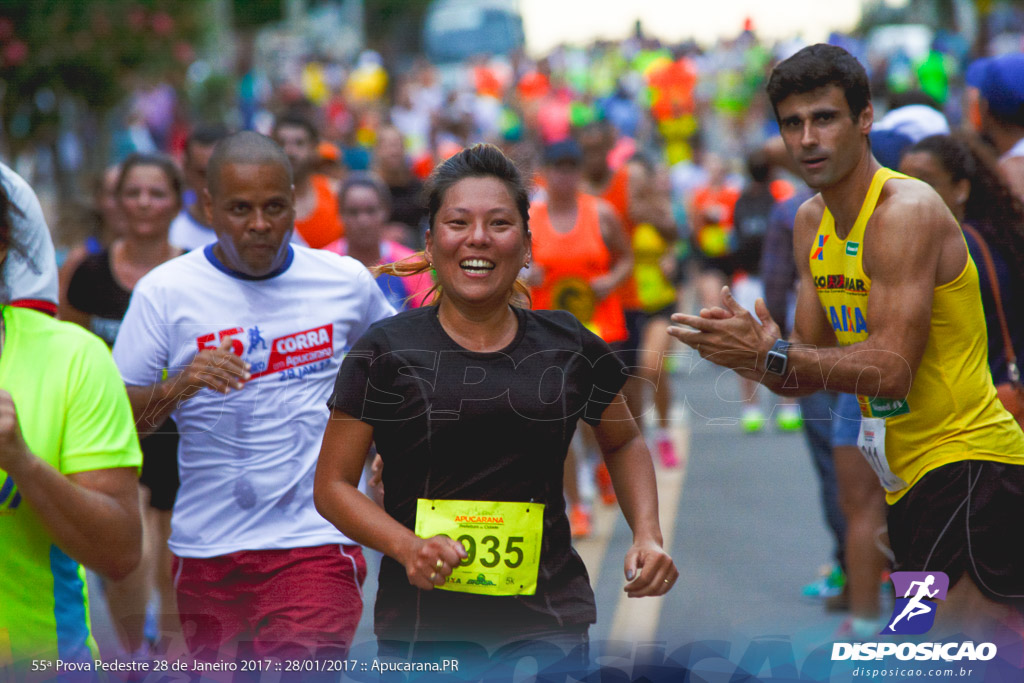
<box><xmin>592</xmin><ymin>393</ymin><xmax>677</xmax><ymax>597</ymax></box>
<box><xmin>0</xmin><ymin>391</ymin><xmax>141</xmax><ymax>580</ymax></box>
<box><xmin>669</xmin><ymin>185</ymin><xmax>958</xmax><ymax>399</ymax></box>
<box><xmin>126</xmin><ymin>336</ymin><xmax>250</xmax><ymax>435</ymax></box>
<box><xmin>313</xmin><ymin>411</ymin><xmax>466</xmax><ymax>591</ymax></box>
<box><xmin>628</xmin><ymin>163</ymin><xmax>677</xmax><ymax>242</ymax></box>
<box><xmin>1000</xmin><ymin>157</ymin><xmax>1024</xmax><ymax>205</ymax></box>
<box><xmin>57</xmin><ymin>246</ymin><xmax>92</xmax><ymax>326</ymax></box>
<box><xmin>590</xmin><ymin>200</ymin><xmax>635</xmax><ymax>301</ymax></box>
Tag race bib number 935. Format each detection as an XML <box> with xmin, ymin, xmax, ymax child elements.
<box><xmin>415</xmin><ymin>499</ymin><xmax>544</xmax><ymax>596</ymax></box>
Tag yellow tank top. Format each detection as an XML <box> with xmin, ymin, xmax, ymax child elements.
<box><xmin>632</xmin><ymin>223</ymin><xmax>677</xmax><ymax>313</ymax></box>
<box><xmin>812</xmin><ymin>168</ymin><xmax>1024</xmax><ymax>503</ymax></box>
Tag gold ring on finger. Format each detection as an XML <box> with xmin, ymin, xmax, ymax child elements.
<box><xmin>429</xmin><ymin>571</ymin><xmax>437</xmax><ymax>581</ymax></box>
<box><xmin>436</xmin><ymin>559</ymin><xmax>444</xmax><ymax>571</ymax></box>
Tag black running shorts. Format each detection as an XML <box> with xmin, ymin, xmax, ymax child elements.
<box><xmin>887</xmin><ymin>460</ymin><xmax>1024</xmax><ymax>605</ymax></box>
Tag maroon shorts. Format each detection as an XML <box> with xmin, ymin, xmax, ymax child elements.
<box><xmin>173</xmin><ymin>544</ymin><xmax>366</xmax><ymax>661</ymax></box>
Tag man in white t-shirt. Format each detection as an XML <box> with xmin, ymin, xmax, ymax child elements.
<box><xmin>168</xmin><ymin>124</ymin><xmax>230</xmax><ymax>251</ymax></box>
<box><xmin>113</xmin><ymin>132</ymin><xmax>395</xmax><ymax>661</ymax></box>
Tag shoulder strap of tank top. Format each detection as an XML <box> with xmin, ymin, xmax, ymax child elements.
<box><xmin>576</xmin><ymin>193</ymin><xmax>603</xmax><ymax>242</ymax></box>
<box><xmin>847</xmin><ymin>168</ymin><xmax>910</xmax><ymax>241</ymax></box>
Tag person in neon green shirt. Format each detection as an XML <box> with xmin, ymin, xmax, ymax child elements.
<box><xmin>0</xmin><ymin>190</ymin><xmax>142</xmax><ymax>669</ymax></box>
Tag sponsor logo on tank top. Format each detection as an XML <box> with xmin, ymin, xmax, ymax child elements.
<box><xmin>828</xmin><ymin>304</ymin><xmax>867</xmax><ymax>334</ymax></box>
<box><xmin>813</xmin><ymin>274</ymin><xmax>867</xmax><ymax>293</ymax></box>
<box><xmin>812</xmin><ymin>234</ymin><xmax>828</xmax><ymax>260</ymax></box>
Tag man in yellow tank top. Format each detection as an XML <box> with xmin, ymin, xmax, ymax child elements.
<box><xmin>669</xmin><ymin>44</ymin><xmax>1024</xmax><ymax>638</ymax></box>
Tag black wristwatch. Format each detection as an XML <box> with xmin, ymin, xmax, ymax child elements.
<box><xmin>765</xmin><ymin>339</ymin><xmax>791</xmax><ymax>376</ymax></box>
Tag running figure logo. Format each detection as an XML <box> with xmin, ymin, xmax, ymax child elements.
<box><xmin>881</xmin><ymin>572</ymin><xmax>949</xmax><ymax>635</ymax></box>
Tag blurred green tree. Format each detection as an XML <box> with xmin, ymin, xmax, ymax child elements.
<box><xmin>0</xmin><ymin>0</ymin><xmax>204</xmax><ymax>171</ymax></box>
<box><xmin>363</xmin><ymin>0</ymin><xmax>432</xmax><ymax>54</ymax></box>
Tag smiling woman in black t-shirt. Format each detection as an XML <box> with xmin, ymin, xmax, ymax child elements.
<box><xmin>314</xmin><ymin>144</ymin><xmax>676</xmax><ymax>663</ymax></box>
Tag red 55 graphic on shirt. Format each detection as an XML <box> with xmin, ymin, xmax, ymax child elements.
<box><xmin>196</xmin><ymin>327</ymin><xmax>244</xmax><ymax>356</ymax></box>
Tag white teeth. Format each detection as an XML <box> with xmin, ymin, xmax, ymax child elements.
<box><xmin>460</xmin><ymin>259</ymin><xmax>495</xmax><ymax>270</ymax></box>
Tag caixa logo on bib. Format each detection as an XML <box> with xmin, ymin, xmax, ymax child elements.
<box><xmin>882</xmin><ymin>571</ymin><xmax>949</xmax><ymax>635</ymax></box>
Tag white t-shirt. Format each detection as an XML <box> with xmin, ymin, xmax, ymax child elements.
<box><xmin>1001</xmin><ymin>136</ymin><xmax>1024</xmax><ymax>161</ymax></box>
<box><xmin>1</xmin><ymin>162</ymin><xmax>58</xmax><ymax>308</ymax></box>
<box><xmin>168</xmin><ymin>209</ymin><xmax>217</xmax><ymax>252</ymax></box>
<box><xmin>113</xmin><ymin>244</ymin><xmax>396</xmax><ymax>557</ymax></box>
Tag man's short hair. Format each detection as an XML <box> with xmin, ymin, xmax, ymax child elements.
<box><xmin>206</xmin><ymin>131</ymin><xmax>293</xmax><ymax>197</ymax></box>
<box><xmin>766</xmin><ymin>44</ymin><xmax>871</xmax><ymax>122</ymax></box>
<box><xmin>272</xmin><ymin>113</ymin><xmax>319</xmax><ymax>144</ymax></box>
<box><xmin>186</xmin><ymin>123</ymin><xmax>231</xmax><ymax>160</ymax></box>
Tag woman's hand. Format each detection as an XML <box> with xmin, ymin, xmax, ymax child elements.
<box><xmin>401</xmin><ymin>534</ymin><xmax>468</xmax><ymax>590</ymax></box>
<box><xmin>623</xmin><ymin>537</ymin><xmax>677</xmax><ymax>598</ymax></box>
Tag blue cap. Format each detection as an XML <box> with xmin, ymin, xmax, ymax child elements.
<box><xmin>870</xmin><ymin>129</ymin><xmax>914</xmax><ymax>169</ymax></box>
<box><xmin>964</xmin><ymin>57</ymin><xmax>990</xmax><ymax>89</ymax></box>
<box><xmin>543</xmin><ymin>139</ymin><xmax>583</xmax><ymax>165</ymax></box>
<box><xmin>969</xmin><ymin>53</ymin><xmax>1024</xmax><ymax>122</ymax></box>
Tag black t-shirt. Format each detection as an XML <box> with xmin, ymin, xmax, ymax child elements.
<box><xmin>65</xmin><ymin>249</ymin><xmax>180</xmax><ymax>502</ymax></box>
<box><xmin>732</xmin><ymin>185</ymin><xmax>776</xmax><ymax>275</ymax></box>
<box><xmin>66</xmin><ymin>250</ymin><xmax>132</xmax><ymax>346</ymax></box>
<box><xmin>328</xmin><ymin>306</ymin><xmax>628</xmax><ymax>641</ymax></box>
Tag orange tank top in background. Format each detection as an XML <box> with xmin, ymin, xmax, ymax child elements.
<box><xmin>600</xmin><ymin>166</ymin><xmax>640</xmax><ymax>310</ymax></box>
<box><xmin>294</xmin><ymin>175</ymin><xmax>345</xmax><ymax>249</ymax></box>
<box><xmin>530</xmin><ymin>193</ymin><xmax>628</xmax><ymax>343</ymax></box>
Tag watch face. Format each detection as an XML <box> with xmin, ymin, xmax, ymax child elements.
<box><xmin>766</xmin><ymin>351</ymin><xmax>786</xmax><ymax>375</ymax></box>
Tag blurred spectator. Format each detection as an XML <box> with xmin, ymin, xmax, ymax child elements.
<box><xmin>760</xmin><ymin>184</ymin><xmax>847</xmax><ymax>604</ymax></box>
<box><xmin>968</xmin><ymin>53</ymin><xmax>1024</xmax><ymax>202</ymax></box>
<box><xmin>62</xmin><ymin>154</ymin><xmax>185</xmax><ymax>656</ymax></box>
<box><xmin>373</xmin><ymin>126</ymin><xmax>427</xmax><ymax>247</ymax></box>
<box><xmin>58</xmin><ymin>165</ymin><xmax>126</xmax><ymax>308</ymax></box>
<box><xmin>324</xmin><ymin>173</ymin><xmax>432</xmax><ymax>311</ymax></box>
<box><xmin>689</xmin><ymin>152</ymin><xmax>741</xmax><ymax>308</ymax></box>
<box><xmin>731</xmin><ymin>148</ymin><xmax>799</xmax><ymax>432</ymax></box>
<box><xmin>315</xmin><ymin>141</ymin><xmax>347</xmax><ymax>184</ymax></box>
<box><xmin>390</xmin><ymin>79</ymin><xmax>432</xmax><ymax>159</ymax></box>
<box><xmin>899</xmin><ymin>133</ymin><xmax>1024</xmax><ymax>389</ymax></box>
<box><xmin>870</xmin><ymin>92</ymin><xmax>949</xmax><ymax>169</ymax></box>
<box><xmin>273</xmin><ymin>113</ymin><xmax>345</xmax><ymax>248</ymax></box>
<box><xmin>169</xmin><ymin>123</ymin><xmax>230</xmax><ymax>251</ymax></box>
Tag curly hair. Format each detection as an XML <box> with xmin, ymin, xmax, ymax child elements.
<box><xmin>902</xmin><ymin>132</ymin><xmax>1024</xmax><ymax>276</ymax></box>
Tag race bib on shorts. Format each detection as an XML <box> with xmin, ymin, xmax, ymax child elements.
<box><xmin>415</xmin><ymin>499</ymin><xmax>544</xmax><ymax>596</ymax></box>
<box><xmin>857</xmin><ymin>417</ymin><xmax>908</xmax><ymax>493</ymax></box>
